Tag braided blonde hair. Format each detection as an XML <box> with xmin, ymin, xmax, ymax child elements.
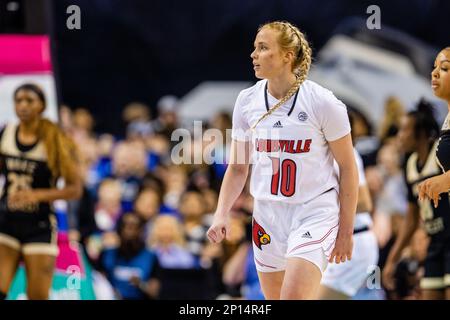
<box><xmin>251</xmin><ymin>21</ymin><xmax>312</xmax><ymax>130</ymax></box>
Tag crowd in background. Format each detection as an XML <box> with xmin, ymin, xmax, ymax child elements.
<box><xmin>59</xmin><ymin>94</ymin><xmax>433</xmax><ymax>300</ymax></box>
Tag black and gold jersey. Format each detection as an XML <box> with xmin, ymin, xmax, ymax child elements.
<box><xmin>436</xmin><ymin>113</ymin><xmax>450</xmax><ymax>173</ymax></box>
<box><xmin>0</xmin><ymin>123</ymin><xmax>55</xmax><ymax>219</ymax></box>
<box><xmin>406</xmin><ymin>141</ymin><xmax>450</xmax><ymax>238</ymax></box>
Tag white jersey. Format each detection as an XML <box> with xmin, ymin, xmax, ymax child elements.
<box><xmin>334</xmin><ymin>148</ymin><xmax>373</xmax><ymax>229</ymax></box>
<box><xmin>231</xmin><ymin>79</ymin><xmax>351</xmax><ymax>204</ymax></box>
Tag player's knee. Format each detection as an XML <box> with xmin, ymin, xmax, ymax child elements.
<box><xmin>27</xmin><ymin>287</ymin><xmax>50</xmax><ymax>300</ymax></box>
<box><xmin>261</xmin><ymin>289</ymin><xmax>281</xmax><ymax>300</ymax></box>
<box><xmin>280</xmin><ymin>287</ymin><xmax>312</xmax><ymax>300</ymax></box>
<box><xmin>280</xmin><ymin>281</ymin><xmax>318</xmax><ymax>300</ymax></box>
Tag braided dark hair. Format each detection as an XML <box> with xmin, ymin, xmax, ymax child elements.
<box><xmin>408</xmin><ymin>98</ymin><xmax>439</xmax><ymax>140</ymax></box>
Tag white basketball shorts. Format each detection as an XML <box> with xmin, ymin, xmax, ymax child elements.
<box><xmin>252</xmin><ymin>188</ymin><xmax>340</xmax><ymax>274</ymax></box>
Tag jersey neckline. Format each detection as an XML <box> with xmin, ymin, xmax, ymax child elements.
<box><xmin>15</xmin><ymin>125</ymin><xmax>39</xmax><ymax>153</ymax></box>
<box><xmin>264</xmin><ymin>81</ymin><xmax>300</xmax><ymax>116</ymax></box>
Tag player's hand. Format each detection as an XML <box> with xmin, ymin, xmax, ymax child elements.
<box><xmin>382</xmin><ymin>261</ymin><xmax>396</xmax><ymax>291</ymax></box>
<box><xmin>8</xmin><ymin>189</ymin><xmax>40</xmax><ymax>210</ymax></box>
<box><xmin>417</xmin><ymin>174</ymin><xmax>449</xmax><ymax>208</ymax></box>
<box><xmin>328</xmin><ymin>232</ymin><xmax>353</xmax><ymax>264</ymax></box>
<box><xmin>206</xmin><ymin>214</ymin><xmax>230</xmax><ymax>244</ymax></box>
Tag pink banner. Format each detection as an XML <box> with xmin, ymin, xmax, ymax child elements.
<box><xmin>55</xmin><ymin>232</ymin><xmax>86</xmax><ymax>275</ymax></box>
<box><xmin>0</xmin><ymin>35</ymin><xmax>52</xmax><ymax>74</ymax></box>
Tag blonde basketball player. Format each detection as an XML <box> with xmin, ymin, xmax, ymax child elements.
<box><xmin>207</xmin><ymin>21</ymin><xmax>358</xmax><ymax>300</ymax></box>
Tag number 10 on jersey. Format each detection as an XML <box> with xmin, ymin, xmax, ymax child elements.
<box><xmin>269</xmin><ymin>157</ymin><xmax>296</xmax><ymax>197</ymax></box>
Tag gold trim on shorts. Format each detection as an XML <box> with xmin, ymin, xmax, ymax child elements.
<box><xmin>0</xmin><ymin>233</ymin><xmax>21</xmax><ymax>251</ymax></box>
<box><xmin>22</xmin><ymin>243</ymin><xmax>59</xmax><ymax>256</ymax></box>
<box><xmin>444</xmin><ymin>274</ymin><xmax>450</xmax><ymax>287</ymax></box>
<box><xmin>420</xmin><ymin>277</ymin><xmax>446</xmax><ymax>290</ymax></box>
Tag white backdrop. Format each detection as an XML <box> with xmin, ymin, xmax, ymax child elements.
<box><xmin>0</xmin><ymin>73</ymin><xmax>58</xmax><ymax>127</ymax></box>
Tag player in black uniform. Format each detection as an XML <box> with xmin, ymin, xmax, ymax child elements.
<box><xmin>418</xmin><ymin>48</ymin><xmax>450</xmax><ymax>207</ymax></box>
<box><xmin>382</xmin><ymin>99</ymin><xmax>450</xmax><ymax>299</ymax></box>
<box><xmin>0</xmin><ymin>84</ymin><xmax>82</xmax><ymax>300</ymax></box>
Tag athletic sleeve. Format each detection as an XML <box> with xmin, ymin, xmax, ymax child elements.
<box><xmin>317</xmin><ymin>90</ymin><xmax>351</xmax><ymax>142</ymax></box>
<box><xmin>231</xmin><ymin>90</ymin><xmax>251</xmax><ymax>142</ymax></box>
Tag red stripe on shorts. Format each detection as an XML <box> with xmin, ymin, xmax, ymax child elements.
<box><xmin>288</xmin><ymin>223</ymin><xmax>339</xmax><ymax>254</ymax></box>
<box><xmin>255</xmin><ymin>257</ymin><xmax>277</xmax><ymax>269</ymax></box>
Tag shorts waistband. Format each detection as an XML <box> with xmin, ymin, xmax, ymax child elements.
<box><xmin>353</xmin><ymin>226</ymin><xmax>369</xmax><ymax>234</ymax></box>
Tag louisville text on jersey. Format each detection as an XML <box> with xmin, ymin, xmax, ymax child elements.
<box><xmin>255</xmin><ymin>138</ymin><xmax>312</xmax><ymax>154</ymax></box>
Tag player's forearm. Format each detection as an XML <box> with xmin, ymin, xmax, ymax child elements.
<box><xmin>215</xmin><ymin>164</ymin><xmax>249</xmax><ymax>218</ymax></box>
<box><xmin>35</xmin><ymin>181</ymin><xmax>82</xmax><ymax>202</ymax></box>
<box><xmin>442</xmin><ymin>170</ymin><xmax>450</xmax><ymax>190</ymax></box>
<box><xmin>386</xmin><ymin>203</ymin><xmax>419</xmax><ymax>264</ymax></box>
<box><xmin>356</xmin><ymin>185</ymin><xmax>373</xmax><ymax>213</ymax></box>
<box><xmin>356</xmin><ymin>201</ymin><xmax>370</xmax><ymax>214</ymax></box>
<box><xmin>337</xmin><ymin>166</ymin><xmax>358</xmax><ymax>235</ymax></box>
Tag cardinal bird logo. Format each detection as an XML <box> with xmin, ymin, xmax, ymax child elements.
<box><xmin>252</xmin><ymin>218</ymin><xmax>271</xmax><ymax>250</ymax></box>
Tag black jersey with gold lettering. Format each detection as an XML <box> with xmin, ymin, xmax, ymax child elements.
<box><xmin>406</xmin><ymin>141</ymin><xmax>450</xmax><ymax>238</ymax></box>
<box><xmin>0</xmin><ymin>123</ymin><xmax>55</xmax><ymax>219</ymax></box>
<box><xmin>436</xmin><ymin>114</ymin><xmax>450</xmax><ymax>173</ymax></box>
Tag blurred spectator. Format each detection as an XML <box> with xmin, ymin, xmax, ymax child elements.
<box><xmin>201</xmin><ymin>188</ymin><xmax>218</xmax><ymax>227</ymax></box>
<box><xmin>85</xmin><ymin>178</ymin><xmax>123</xmax><ymax>265</ymax></box>
<box><xmin>123</xmin><ymin>102</ymin><xmax>151</xmax><ymax>124</ymax></box>
<box><xmin>220</xmin><ymin>215</ymin><xmax>247</xmax><ymax>266</ymax></box>
<box><xmin>178</xmin><ymin>190</ymin><xmax>209</xmax><ymax>258</ymax></box>
<box><xmin>144</xmin><ymin>133</ymin><xmax>171</xmax><ymax>169</ymax></box>
<box><xmin>141</xmin><ymin>172</ymin><xmax>165</xmax><ymax>194</ymax></box>
<box><xmin>153</xmin><ymin>95</ymin><xmax>180</xmax><ymax>142</ymax></box>
<box><xmin>86</xmin><ymin>134</ymin><xmax>115</xmax><ymax>193</ymax></box>
<box><xmin>73</xmin><ymin>135</ymin><xmax>102</xmax><ymax>195</ymax></box>
<box><xmin>378</xmin><ymin>96</ymin><xmax>406</xmax><ymax>144</ymax></box>
<box><xmin>178</xmin><ymin>189</ymin><xmax>224</xmax><ymax>296</ymax></box>
<box><xmin>112</xmin><ymin>140</ymin><xmax>147</xmax><ymax>212</ymax></box>
<box><xmin>73</xmin><ymin>108</ymin><xmax>96</xmax><ymax>139</ymax></box>
<box><xmin>188</xmin><ymin>168</ymin><xmax>211</xmax><ymax>192</ymax></box>
<box><xmin>148</xmin><ymin>215</ymin><xmax>197</xmax><ymax>269</ymax></box>
<box><xmin>209</xmin><ymin>112</ymin><xmax>232</xmax><ymax>181</ymax></box>
<box><xmin>157</xmin><ymin>164</ymin><xmax>188</xmax><ymax>211</ymax></box>
<box><xmin>101</xmin><ymin>213</ymin><xmax>160</xmax><ymax>300</ymax></box>
<box><xmin>134</xmin><ymin>187</ymin><xmax>162</xmax><ymax>237</ymax></box>
<box><xmin>122</xmin><ymin>102</ymin><xmax>152</xmax><ymax>140</ymax></box>
<box><xmin>95</xmin><ymin>179</ymin><xmax>123</xmax><ymax>232</ymax></box>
